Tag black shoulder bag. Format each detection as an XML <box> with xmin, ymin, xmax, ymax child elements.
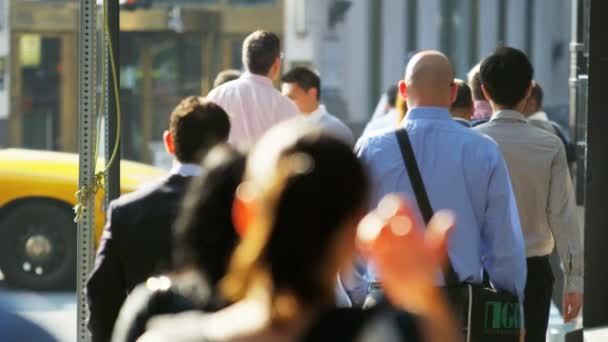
<box><xmin>395</xmin><ymin>129</ymin><xmax>522</xmax><ymax>342</ymax></box>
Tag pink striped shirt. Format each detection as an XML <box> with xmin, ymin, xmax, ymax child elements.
<box><xmin>206</xmin><ymin>72</ymin><xmax>299</xmax><ymax>147</ymax></box>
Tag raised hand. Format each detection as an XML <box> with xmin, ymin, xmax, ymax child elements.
<box><xmin>357</xmin><ymin>194</ymin><xmax>454</xmax><ymax>315</ymax></box>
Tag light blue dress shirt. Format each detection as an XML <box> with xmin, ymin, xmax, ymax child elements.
<box><xmin>355</xmin><ymin>107</ymin><xmax>527</xmax><ymax>301</ymax></box>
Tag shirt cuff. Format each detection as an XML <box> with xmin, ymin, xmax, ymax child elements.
<box><xmin>565</xmin><ymin>275</ymin><xmax>583</xmax><ymax>294</ymax></box>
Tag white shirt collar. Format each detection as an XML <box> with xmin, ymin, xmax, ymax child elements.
<box><xmin>528</xmin><ymin>111</ymin><xmax>549</xmax><ymax>121</ymax></box>
<box><xmin>170</xmin><ymin>162</ymin><xmax>203</xmax><ymax>177</ymax></box>
<box><xmin>306</xmin><ymin>104</ymin><xmax>328</xmax><ymax>121</ymax></box>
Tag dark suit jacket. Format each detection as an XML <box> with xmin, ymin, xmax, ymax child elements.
<box><xmin>86</xmin><ymin>174</ymin><xmax>191</xmax><ymax>342</ymax></box>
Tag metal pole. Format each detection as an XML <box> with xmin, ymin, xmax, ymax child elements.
<box><xmin>77</xmin><ymin>0</ymin><xmax>97</xmax><ymax>341</ymax></box>
<box><xmin>583</xmin><ymin>0</ymin><xmax>608</xmax><ymax>329</ymax></box>
<box><xmin>104</xmin><ymin>0</ymin><xmax>120</xmax><ymax>205</ymax></box>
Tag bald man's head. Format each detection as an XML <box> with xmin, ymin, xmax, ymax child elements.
<box><xmin>400</xmin><ymin>50</ymin><xmax>457</xmax><ymax>109</ymax></box>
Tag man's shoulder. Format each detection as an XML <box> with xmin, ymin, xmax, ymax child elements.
<box><xmin>321</xmin><ymin>113</ymin><xmax>351</xmax><ymax>132</ymax></box>
<box><xmin>109</xmin><ymin>175</ymin><xmax>188</xmax><ymax>216</ymax></box>
<box><xmin>206</xmin><ymin>80</ymin><xmax>241</xmax><ymax>100</ymax></box>
<box><xmin>477</xmin><ymin>120</ymin><xmax>562</xmax><ymax>149</ymax></box>
<box><xmin>356</xmin><ymin>128</ymin><xmax>398</xmax><ymax>154</ymax></box>
<box><xmin>527</xmin><ymin>123</ymin><xmax>564</xmax><ymax>149</ymax></box>
<box><xmin>444</xmin><ymin>121</ymin><xmax>499</xmax><ymax>146</ymax></box>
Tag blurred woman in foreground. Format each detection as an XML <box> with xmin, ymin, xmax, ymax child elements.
<box><xmin>140</xmin><ymin>121</ymin><xmax>459</xmax><ymax>341</ymax></box>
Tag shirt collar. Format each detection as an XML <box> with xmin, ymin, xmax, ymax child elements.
<box><xmin>170</xmin><ymin>162</ymin><xmax>203</xmax><ymax>177</ymax></box>
<box><xmin>490</xmin><ymin>110</ymin><xmax>527</xmax><ymax>123</ymax></box>
<box><xmin>306</xmin><ymin>104</ymin><xmax>327</xmax><ymax>121</ymax></box>
<box><xmin>403</xmin><ymin>106</ymin><xmax>452</xmax><ymax>124</ymax></box>
<box><xmin>528</xmin><ymin>111</ymin><xmax>549</xmax><ymax>121</ymax></box>
<box><xmin>454</xmin><ymin>117</ymin><xmax>472</xmax><ymax>127</ymax></box>
<box><xmin>242</xmin><ymin>71</ymin><xmax>273</xmax><ymax>87</ymax></box>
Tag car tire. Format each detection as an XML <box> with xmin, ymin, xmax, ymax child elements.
<box><xmin>0</xmin><ymin>200</ymin><xmax>76</xmax><ymax>291</ymax></box>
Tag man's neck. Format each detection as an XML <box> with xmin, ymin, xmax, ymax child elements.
<box><xmin>247</xmin><ymin>70</ymin><xmax>274</xmax><ymax>80</ymax></box>
<box><xmin>490</xmin><ymin>102</ymin><xmax>526</xmax><ymax>114</ymax></box>
<box><xmin>407</xmin><ymin>99</ymin><xmax>451</xmax><ymax>109</ymax></box>
<box><xmin>450</xmin><ymin>109</ymin><xmax>471</xmax><ymax>121</ymax></box>
<box><xmin>302</xmin><ymin>103</ymin><xmax>321</xmax><ymax>115</ymax></box>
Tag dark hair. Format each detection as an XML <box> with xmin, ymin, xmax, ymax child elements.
<box><xmin>173</xmin><ymin>145</ymin><xmax>245</xmax><ymax>286</ymax></box>
<box><xmin>387</xmin><ymin>85</ymin><xmax>399</xmax><ymax>108</ymax></box>
<box><xmin>169</xmin><ymin>96</ymin><xmax>230</xmax><ymax>163</ymax></box>
<box><xmin>213</xmin><ymin>69</ymin><xmax>242</xmax><ymax>89</ymax></box>
<box><xmin>480</xmin><ymin>47</ymin><xmax>534</xmax><ymax>108</ymax></box>
<box><xmin>281</xmin><ymin>67</ymin><xmax>321</xmax><ymax>100</ymax></box>
<box><xmin>222</xmin><ymin>121</ymin><xmax>369</xmax><ymax>321</ymax></box>
<box><xmin>452</xmin><ymin>80</ymin><xmax>473</xmax><ymax>110</ymax></box>
<box><xmin>242</xmin><ymin>30</ymin><xmax>281</xmax><ymax>76</ymax></box>
<box><xmin>529</xmin><ymin>82</ymin><xmax>544</xmax><ymax>106</ymax></box>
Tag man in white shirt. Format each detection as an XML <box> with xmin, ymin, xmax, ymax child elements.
<box><xmin>207</xmin><ymin>30</ymin><xmax>299</xmax><ymax>147</ymax></box>
<box><xmin>281</xmin><ymin>67</ymin><xmax>354</xmax><ymax>146</ymax></box>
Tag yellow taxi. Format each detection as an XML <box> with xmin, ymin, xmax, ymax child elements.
<box><xmin>0</xmin><ymin>148</ymin><xmax>166</xmax><ymax>290</ymax></box>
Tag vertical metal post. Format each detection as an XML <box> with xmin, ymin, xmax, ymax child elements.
<box><xmin>77</xmin><ymin>0</ymin><xmax>97</xmax><ymax>341</ymax></box>
<box><xmin>584</xmin><ymin>0</ymin><xmax>608</xmax><ymax>328</ymax></box>
<box><xmin>104</xmin><ymin>0</ymin><xmax>120</xmax><ymax>205</ymax></box>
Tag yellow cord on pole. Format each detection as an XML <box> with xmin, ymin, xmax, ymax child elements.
<box><xmin>74</xmin><ymin>0</ymin><xmax>122</xmax><ymax>222</ymax></box>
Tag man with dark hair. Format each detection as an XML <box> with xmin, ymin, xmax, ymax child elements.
<box><xmin>281</xmin><ymin>67</ymin><xmax>354</xmax><ymax>145</ymax></box>
<box><xmin>524</xmin><ymin>82</ymin><xmax>576</xmax><ymax>164</ymax></box>
<box><xmin>475</xmin><ymin>47</ymin><xmax>583</xmax><ymax>342</ymax></box>
<box><xmin>450</xmin><ymin>79</ymin><xmax>473</xmax><ymax>127</ymax></box>
<box><xmin>87</xmin><ymin>97</ymin><xmax>230</xmax><ymax>342</ymax></box>
<box><xmin>356</xmin><ymin>50</ymin><xmax>526</xmax><ymax>316</ymax></box>
<box><xmin>213</xmin><ymin>69</ymin><xmax>241</xmax><ymax>89</ymax></box>
<box><xmin>207</xmin><ymin>30</ymin><xmax>299</xmax><ymax>146</ymax></box>
<box><xmin>468</xmin><ymin>63</ymin><xmax>492</xmax><ymax>125</ymax></box>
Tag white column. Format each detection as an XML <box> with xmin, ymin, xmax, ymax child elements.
<box><xmin>417</xmin><ymin>0</ymin><xmax>441</xmax><ymax>50</ymax></box>
<box><xmin>478</xmin><ymin>0</ymin><xmax>499</xmax><ymax>59</ymax></box>
<box><xmin>342</xmin><ymin>0</ymin><xmax>371</xmax><ymax>122</ymax></box>
<box><xmin>533</xmin><ymin>0</ymin><xmax>570</xmax><ymax>107</ymax></box>
<box><xmin>0</xmin><ymin>0</ymin><xmax>9</xmax><ymax>121</ymax></box>
<box><xmin>506</xmin><ymin>0</ymin><xmax>526</xmax><ymax>50</ymax></box>
<box><xmin>381</xmin><ymin>0</ymin><xmax>406</xmax><ymax>89</ymax></box>
<box><xmin>283</xmin><ymin>0</ymin><xmax>316</xmax><ymax>67</ymax></box>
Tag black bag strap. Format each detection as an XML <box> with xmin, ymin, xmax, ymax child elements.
<box><xmin>395</xmin><ymin>129</ymin><xmax>460</xmax><ymax>286</ymax></box>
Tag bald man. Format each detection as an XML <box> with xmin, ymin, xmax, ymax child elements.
<box><xmin>354</xmin><ymin>51</ymin><xmax>526</xmax><ymax>319</ymax></box>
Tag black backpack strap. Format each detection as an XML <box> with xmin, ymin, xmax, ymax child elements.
<box><xmin>395</xmin><ymin>129</ymin><xmax>460</xmax><ymax>286</ymax></box>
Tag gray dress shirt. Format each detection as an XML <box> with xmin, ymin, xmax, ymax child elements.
<box><xmin>476</xmin><ymin>110</ymin><xmax>583</xmax><ymax>293</ymax></box>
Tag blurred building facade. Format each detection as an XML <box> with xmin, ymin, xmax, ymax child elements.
<box><xmin>0</xmin><ymin>0</ymin><xmax>284</xmax><ymax>163</ymax></box>
<box><xmin>284</xmin><ymin>0</ymin><xmax>572</xmax><ymax>133</ymax></box>
<box><xmin>0</xmin><ymin>0</ymin><xmax>573</xmax><ymax>161</ymax></box>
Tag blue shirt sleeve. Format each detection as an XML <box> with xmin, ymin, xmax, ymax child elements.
<box><xmin>480</xmin><ymin>150</ymin><xmax>527</xmax><ymax>301</ymax></box>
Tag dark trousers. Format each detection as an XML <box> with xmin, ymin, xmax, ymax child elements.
<box><xmin>524</xmin><ymin>256</ymin><xmax>554</xmax><ymax>342</ymax></box>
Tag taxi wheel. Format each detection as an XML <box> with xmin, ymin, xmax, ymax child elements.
<box><xmin>0</xmin><ymin>201</ymin><xmax>76</xmax><ymax>291</ymax></box>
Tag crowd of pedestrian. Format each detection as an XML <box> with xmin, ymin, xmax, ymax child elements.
<box><xmin>78</xmin><ymin>29</ymin><xmax>583</xmax><ymax>342</ymax></box>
